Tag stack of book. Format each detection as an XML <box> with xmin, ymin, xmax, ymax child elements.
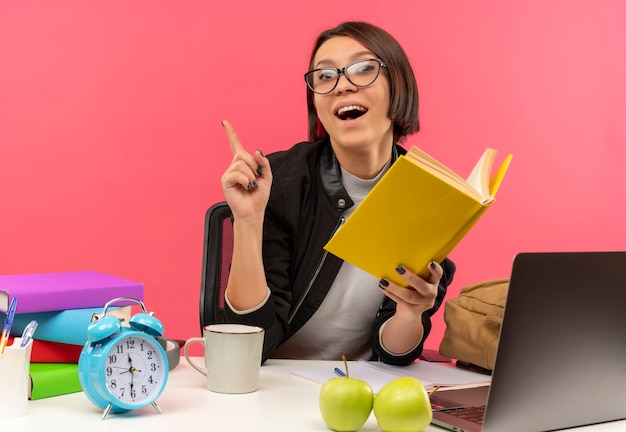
<box><xmin>0</xmin><ymin>270</ymin><xmax>144</xmax><ymax>400</ymax></box>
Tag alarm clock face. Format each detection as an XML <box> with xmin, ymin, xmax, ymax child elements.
<box><xmin>104</xmin><ymin>333</ymin><xmax>167</xmax><ymax>407</ymax></box>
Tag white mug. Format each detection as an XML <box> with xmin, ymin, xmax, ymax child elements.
<box><xmin>184</xmin><ymin>324</ymin><xmax>264</xmax><ymax>394</ymax></box>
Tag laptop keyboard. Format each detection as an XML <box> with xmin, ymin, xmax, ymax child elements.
<box><xmin>444</xmin><ymin>406</ymin><xmax>486</xmax><ymax>425</ymax></box>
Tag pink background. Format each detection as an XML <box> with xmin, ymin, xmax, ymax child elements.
<box><xmin>1</xmin><ymin>1</ymin><xmax>625</xmax><ymax>352</ymax></box>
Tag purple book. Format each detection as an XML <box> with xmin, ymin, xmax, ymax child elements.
<box><xmin>0</xmin><ymin>271</ymin><xmax>144</xmax><ymax>313</ymax></box>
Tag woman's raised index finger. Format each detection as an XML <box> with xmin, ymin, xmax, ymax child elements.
<box><xmin>222</xmin><ymin>120</ymin><xmax>244</xmax><ymax>155</ymax></box>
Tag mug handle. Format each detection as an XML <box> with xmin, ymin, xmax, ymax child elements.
<box><xmin>183</xmin><ymin>337</ymin><xmax>207</xmax><ymax>376</ymax></box>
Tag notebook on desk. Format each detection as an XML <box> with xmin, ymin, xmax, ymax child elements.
<box><xmin>431</xmin><ymin>251</ymin><xmax>626</xmax><ymax>432</ymax></box>
<box><xmin>292</xmin><ymin>359</ymin><xmax>490</xmax><ymax>394</ymax></box>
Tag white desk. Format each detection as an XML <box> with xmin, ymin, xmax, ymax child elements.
<box><xmin>4</xmin><ymin>358</ymin><xmax>626</xmax><ymax>431</ymax></box>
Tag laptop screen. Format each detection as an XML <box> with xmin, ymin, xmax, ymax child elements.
<box><xmin>434</xmin><ymin>252</ymin><xmax>626</xmax><ymax>432</ymax></box>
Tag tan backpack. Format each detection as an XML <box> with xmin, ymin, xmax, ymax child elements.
<box><xmin>439</xmin><ymin>278</ymin><xmax>509</xmax><ymax>371</ymax></box>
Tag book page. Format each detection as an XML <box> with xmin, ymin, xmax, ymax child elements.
<box><xmin>0</xmin><ymin>293</ymin><xmax>8</xmax><ymax>313</ymax></box>
<box><xmin>465</xmin><ymin>148</ymin><xmax>497</xmax><ymax>199</ymax></box>
<box><xmin>405</xmin><ymin>147</ymin><xmax>484</xmax><ymax>201</ymax></box>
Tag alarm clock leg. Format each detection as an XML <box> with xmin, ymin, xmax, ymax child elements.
<box><xmin>102</xmin><ymin>403</ymin><xmax>113</xmax><ymax>420</ymax></box>
<box><xmin>151</xmin><ymin>401</ymin><xmax>162</xmax><ymax>414</ymax></box>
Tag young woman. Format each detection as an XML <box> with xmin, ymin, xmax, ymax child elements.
<box><xmin>220</xmin><ymin>21</ymin><xmax>455</xmax><ymax>365</ymax></box>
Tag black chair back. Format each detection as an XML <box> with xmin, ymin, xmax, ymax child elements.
<box><xmin>199</xmin><ymin>201</ymin><xmax>233</xmax><ymax>332</ymax></box>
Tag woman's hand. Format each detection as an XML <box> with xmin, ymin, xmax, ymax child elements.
<box><xmin>221</xmin><ymin>120</ymin><xmax>272</xmax><ymax>222</ymax></box>
<box><xmin>378</xmin><ymin>262</ymin><xmax>443</xmax><ymax>355</ymax></box>
<box><xmin>381</xmin><ymin>262</ymin><xmax>443</xmax><ymax>322</ymax></box>
<box><xmin>220</xmin><ymin>120</ymin><xmax>273</xmax><ymax>311</ymax></box>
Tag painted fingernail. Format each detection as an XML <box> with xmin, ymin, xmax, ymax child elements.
<box><xmin>430</xmin><ymin>261</ymin><xmax>436</xmax><ymax>269</ymax></box>
<box><xmin>395</xmin><ymin>265</ymin><xmax>406</xmax><ymax>275</ymax></box>
<box><xmin>257</xmin><ymin>149</ymin><xmax>265</xmax><ymax>157</ymax></box>
<box><xmin>252</xmin><ymin>180</ymin><xmax>259</xmax><ymax>188</ymax></box>
<box><xmin>247</xmin><ymin>183</ymin><xmax>252</xmax><ymax>191</ymax></box>
<box><xmin>256</xmin><ymin>167</ymin><xmax>264</xmax><ymax>176</ymax></box>
<box><xmin>379</xmin><ymin>279</ymin><xmax>389</xmax><ymax>289</ymax></box>
<box><xmin>221</xmin><ymin>120</ymin><xmax>225</xmax><ymax>127</ymax></box>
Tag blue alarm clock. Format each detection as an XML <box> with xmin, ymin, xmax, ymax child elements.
<box><xmin>78</xmin><ymin>297</ymin><xmax>169</xmax><ymax>419</ymax></box>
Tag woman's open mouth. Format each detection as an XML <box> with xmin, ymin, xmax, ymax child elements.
<box><xmin>335</xmin><ymin>105</ymin><xmax>367</xmax><ymax>120</ymax></box>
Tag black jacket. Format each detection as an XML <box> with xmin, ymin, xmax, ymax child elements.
<box><xmin>223</xmin><ymin>138</ymin><xmax>455</xmax><ymax>365</ymax></box>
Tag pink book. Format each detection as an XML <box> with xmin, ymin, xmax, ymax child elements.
<box><xmin>0</xmin><ymin>270</ymin><xmax>144</xmax><ymax>313</ymax></box>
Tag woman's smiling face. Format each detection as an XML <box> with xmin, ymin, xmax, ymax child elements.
<box><xmin>312</xmin><ymin>36</ymin><xmax>394</xmax><ymax>153</ymax></box>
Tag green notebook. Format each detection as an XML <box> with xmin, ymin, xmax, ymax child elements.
<box><xmin>29</xmin><ymin>363</ymin><xmax>82</xmax><ymax>400</ymax></box>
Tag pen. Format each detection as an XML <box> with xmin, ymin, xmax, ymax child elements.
<box><xmin>428</xmin><ymin>386</ymin><xmax>441</xmax><ymax>396</ymax></box>
<box><xmin>0</xmin><ymin>297</ymin><xmax>18</xmax><ymax>354</ymax></box>
<box><xmin>20</xmin><ymin>320</ymin><xmax>38</xmax><ymax>347</ymax></box>
<box><xmin>334</xmin><ymin>367</ymin><xmax>346</xmax><ymax>377</ymax></box>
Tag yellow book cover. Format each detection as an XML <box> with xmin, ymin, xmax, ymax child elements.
<box><xmin>324</xmin><ymin>146</ymin><xmax>512</xmax><ymax>286</ymax></box>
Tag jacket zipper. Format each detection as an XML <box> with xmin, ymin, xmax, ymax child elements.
<box><xmin>288</xmin><ymin>216</ymin><xmax>345</xmax><ymax>324</ymax></box>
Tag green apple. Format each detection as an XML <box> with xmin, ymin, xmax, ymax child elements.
<box><xmin>373</xmin><ymin>377</ymin><xmax>433</xmax><ymax>432</ymax></box>
<box><xmin>319</xmin><ymin>375</ymin><xmax>374</xmax><ymax>431</ymax></box>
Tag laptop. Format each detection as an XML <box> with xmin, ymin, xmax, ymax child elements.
<box><xmin>431</xmin><ymin>252</ymin><xmax>626</xmax><ymax>432</ymax></box>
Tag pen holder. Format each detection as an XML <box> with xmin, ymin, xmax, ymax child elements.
<box><xmin>0</xmin><ymin>337</ymin><xmax>33</xmax><ymax>419</ymax></box>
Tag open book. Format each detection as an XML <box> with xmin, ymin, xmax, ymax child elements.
<box><xmin>324</xmin><ymin>146</ymin><xmax>512</xmax><ymax>286</ymax></box>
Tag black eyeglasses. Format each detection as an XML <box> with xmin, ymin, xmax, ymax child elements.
<box><xmin>304</xmin><ymin>58</ymin><xmax>387</xmax><ymax>95</ymax></box>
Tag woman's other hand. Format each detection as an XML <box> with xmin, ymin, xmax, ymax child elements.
<box><xmin>378</xmin><ymin>262</ymin><xmax>443</xmax><ymax>355</ymax></box>
<box><xmin>380</xmin><ymin>262</ymin><xmax>443</xmax><ymax>322</ymax></box>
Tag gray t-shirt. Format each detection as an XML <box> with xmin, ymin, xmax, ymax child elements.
<box><xmin>271</xmin><ymin>160</ymin><xmax>390</xmax><ymax>360</ymax></box>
